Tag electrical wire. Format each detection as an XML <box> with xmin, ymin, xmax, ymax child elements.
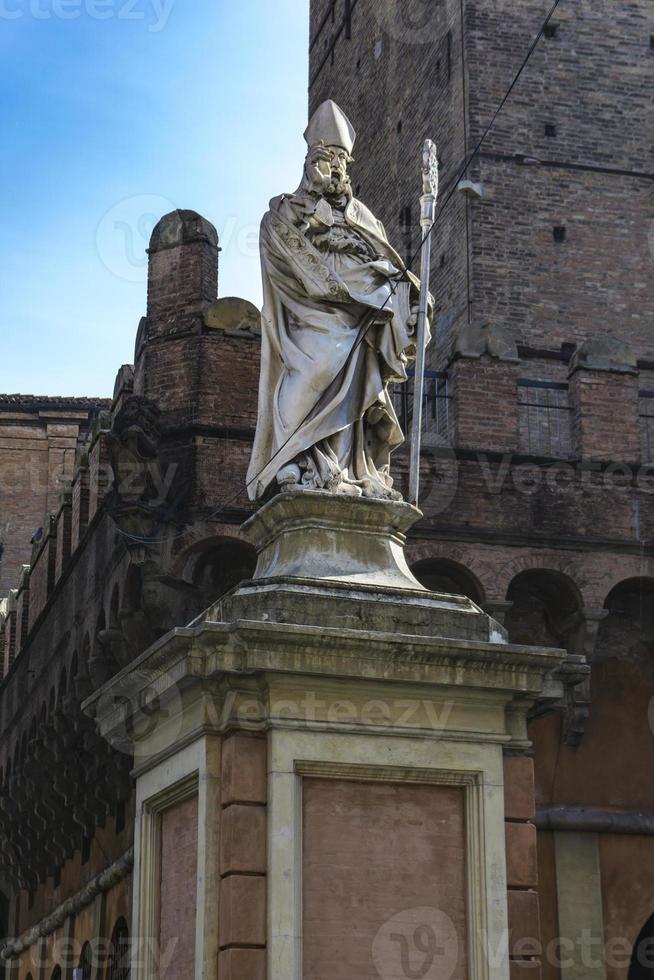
<box><xmin>114</xmin><ymin>0</ymin><xmax>565</xmax><ymax>545</ymax></box>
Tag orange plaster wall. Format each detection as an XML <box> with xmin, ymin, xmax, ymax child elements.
<box><xmin>531</xmin><ymin>660</ymin><xmax>654</xmax><ymax>811</ymax></box>
<box><xmin>600</xmin><ymin>835</ymin><xmax>654</xmax><ymax>980</ymax></box>
<box><xmin>158</xmin><ymin>794</ymin><xmax>199</xmax><ymax>980</ymax></box>
<box><xmin>302</xmin><ymin>778</ymin><xmax>467</xmax><ymax>980</ymax></box>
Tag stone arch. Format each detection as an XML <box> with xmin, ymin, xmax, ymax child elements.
<box><xmin>498</xmin><ymin>555</ymin><xmax>588</xmax><ymax>605</ymax></box>
<box><xmin>505</xmin><ymin>567</ymin><xmax>583</xmax><ymax>652</ymax></box>
<box><xmin>108</xmin><ymin>916</ymin><xmax>130</xmax><ymax>980</ymax></box>
<box><xmin>178</xmin><ymin>535</ymin><xmax>257</xmax><ymax>610</ymax></box>
<box><xmin>78</xmin><ymin>941</ymin><xmax>93</xmax><ymax>980</ymax></box>
<box><xmin>411</xmin><ymin>557</ymin><xmax>485</xmax><ymax>604</ymax></box>
<box><xmin>595</xmin><ymin>577</ymin><xmax>654</xmax><ymax>678</ymax></box>
<box><xmin>405</xmin><ymin>542</ymin><xmax>496</xmax><ymax>602</ymax></box>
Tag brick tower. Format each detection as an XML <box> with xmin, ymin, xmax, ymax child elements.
<box><xmin>309</xmin><ymin>3</ymin><xmax>654</xmax><ymax>979</ymax></box>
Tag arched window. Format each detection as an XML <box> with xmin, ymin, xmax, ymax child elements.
<box><xmin>505</xmin><ymin>569</ymin><xmax>582</xmax><ymax>652</ymax></box>
<box><xmin>107</xmin><ymin>918</ymin><xmax>130</xmax><ymax>980</ymax></box>
<box><xmin>190</xmin><ymin>539</ymin><xmax>257</xmax><ymax>609</ymax></box>
<box><xmin>411</xmin><ymin>558</ymin><xmax>484</xmax><ymax>605</ymax></box>
<box><xmin>78</xmin><ymin>941</ymin><xmax>93</xmax><ymax>980</ymax></box>
<box><xmin>629</xmin><ymin>913</ymin><xmax>654</xmax><ymax>980</ymax></box>
<box><xmin>597</xmin><ymin>578</ymin><xmax>654</xmax><ymax>674</ymax></box>
<box><xmin>50</xmin><ymin>968</ymin><xmax>62</xmax><ymax>980</ymax></box>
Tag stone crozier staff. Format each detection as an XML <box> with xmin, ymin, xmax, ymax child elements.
<box><xmin>247</xmin><ymin>100</ymin><xmax>430</xmax><ymax>501</ymax></box>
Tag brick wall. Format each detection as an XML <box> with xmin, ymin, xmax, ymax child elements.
<box><xmin>451</xmin><ymin>355</ymin><xmax>520</xmax><ymax>452</ymax></box>
<box><xmin>88</xmin><ymin>433</ymin><xmax>112</xmax><ymax>521</ymax></box>
<box><xmin>27</xmin><ymin>523</ymin><xmax>56</xmax><ymax>634</ymax></box>
<box><xmin>0</xmin><ymin>400</ymin><xmax>104</xmax><ymax>598</ymax></box>
<box><xmin>70</xmin><ymin>464</ymin><xmax>90</xmax><ymax>553</ymax></box>
<box><xmin>570</xmin><ymin>368</ymin><xmax>642</xmax><ymax>462</ymax></box>
<box><xmin>309</xmin><ymin>0</ymin><xmax>654</xmax><ymax>360</ymax></box>
<box><xmin>54</xmin><ymin>496</ymin><xmax>72</xmax><ymax>584</ymax></box>
<box><xmin>310</xmin><ymin>0</ymin><xmax>471</xmax><ymax>369</ymax></box>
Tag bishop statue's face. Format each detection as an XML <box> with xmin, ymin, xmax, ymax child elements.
<box><xmin>304</xmin><ymin>144</ymin><xmax>353</xmax><ymax>201</ymax></box>
<box><xmin>324</xmin><ymin>145</ymin><xmax>352</xmax><ymax>198</ymax></box>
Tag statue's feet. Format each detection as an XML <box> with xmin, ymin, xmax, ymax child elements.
<box><xmin>361</xmin><ymin>482</ymin><xmax>403</xmax><ymax>501</ymax></box>
<box><xmin>335</xmin><ymin>480</ymin><xmax>363</xmax><ymax>497</ymax></box>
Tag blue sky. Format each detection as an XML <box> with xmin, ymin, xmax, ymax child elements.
<box><xmin>0</xmin><ymin>0</ymin><xmax>309</xmax><ymax>396</ymax></box>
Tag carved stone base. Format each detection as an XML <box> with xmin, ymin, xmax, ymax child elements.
<box><xmin>241</xmin><ymin>490</ymin><xmax>426</xmax><ymax>590</ymax></box>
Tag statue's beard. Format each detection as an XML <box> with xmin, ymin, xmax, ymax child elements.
<box><xmin>326</xmin><ymin>174</ymin><xmax>352</xmax><ymax>201</ymax></box>
<box><xmin>325</xmin><ymin>173</ymin><xmax>352</xmax><ymax>197</ymax></box>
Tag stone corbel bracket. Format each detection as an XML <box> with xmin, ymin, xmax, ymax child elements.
<box><xmin>560</xmin><ymin>607</ymin><xmax>609</xmax><ymax>747</ymax></box>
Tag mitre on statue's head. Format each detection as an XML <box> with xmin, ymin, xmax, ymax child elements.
<box><xmin>304</xmin><ymin>99</ymin><xmax>356</xmax><ymax>154</ymax></box>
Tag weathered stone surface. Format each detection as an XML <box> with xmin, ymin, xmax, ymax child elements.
<box><xmin>203</xmin><ymin>296</ymin><xmax>261</xmax><ymax>333</ymax></box>
<box><xmin>218</xmin><ymin>875</ymin><xmax>266</xmax><ymax>948</ymax></box>
<box><xmin>569</xmin><ymin>333</ymin><xmax>638</xmax><ymax>375</ymax></box>
<box><xmin>218</xmin><ymin>949</ymin><xmax>266</xmax><ymax>980</ymax></box>
<box><xmin>506</xmin><ymin>822</ymin><xmax>539</xmax><ymax>889</ymax></box>
<box><xmin>242</xmin><ymin>490</ymin><xmax>428</xmax><ymax>590</ymax></box>
<box><xmin>454</xmin><ymin>320</ymin><xmax>519</xmax><ymax>362</ymax></box>
<box><xmin>149</xmin><ymin>209</ymin><xmax>218</xmax><ymax>253</ymax></box>
<box><xmin>221</xmin><ymin>734</ymin><xmax>267</xmax><ymax>806</ymax></box>
<box><xmin>503</xmin><ymin>754</ymin><xmax>536</xmax><ymax>821</ymax></box>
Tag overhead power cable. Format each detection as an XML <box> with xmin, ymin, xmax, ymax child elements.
<box><xmin>114</xmin><ymin>0</ymin><xmax>565</xmax><ymax>545</ymax></box>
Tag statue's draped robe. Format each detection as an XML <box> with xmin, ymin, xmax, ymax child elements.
<box><xmin>247</xmin><ymin>194</ymin><xmax>422</xmax><ymax>501</ymax></box>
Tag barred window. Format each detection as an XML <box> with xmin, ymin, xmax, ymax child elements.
<box><xmin>107</xmin><ymin>918</ymin><xmax>130</xmax><ymax>980</ymax></box>
<box><xmin>518</xmin><ymin>380</ymin><xmax>572</xmax><ymax>457</ymax></box>
<box><xmin>392</xmin><ymin>370</ymin><xmax>453</xmax><ymax>448</ymax></box>
<box><xmin>639</xmin><ymin>391</ymin><xmax>654</xmax><ymax>463</ymax></box>
<box><xmin>75</xmin><ymin>943</ymin><xmax>92</xmax><ymax>980</ymax></box>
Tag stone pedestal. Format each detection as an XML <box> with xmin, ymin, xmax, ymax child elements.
<box><xmin>241</xmin><ymin>490</ymin><xmax>426</xmax><ymax>588</ymax></box>
<box><xmin>87</xmin><ymin>494</ymin><xmax>582</xmax><ymax>980</ymax></box>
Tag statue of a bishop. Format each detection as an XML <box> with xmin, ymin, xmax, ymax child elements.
<box><xmin>247</xmin><ymin>100</ymin><xmax>429</xmax><ymax>501</ymax></box>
